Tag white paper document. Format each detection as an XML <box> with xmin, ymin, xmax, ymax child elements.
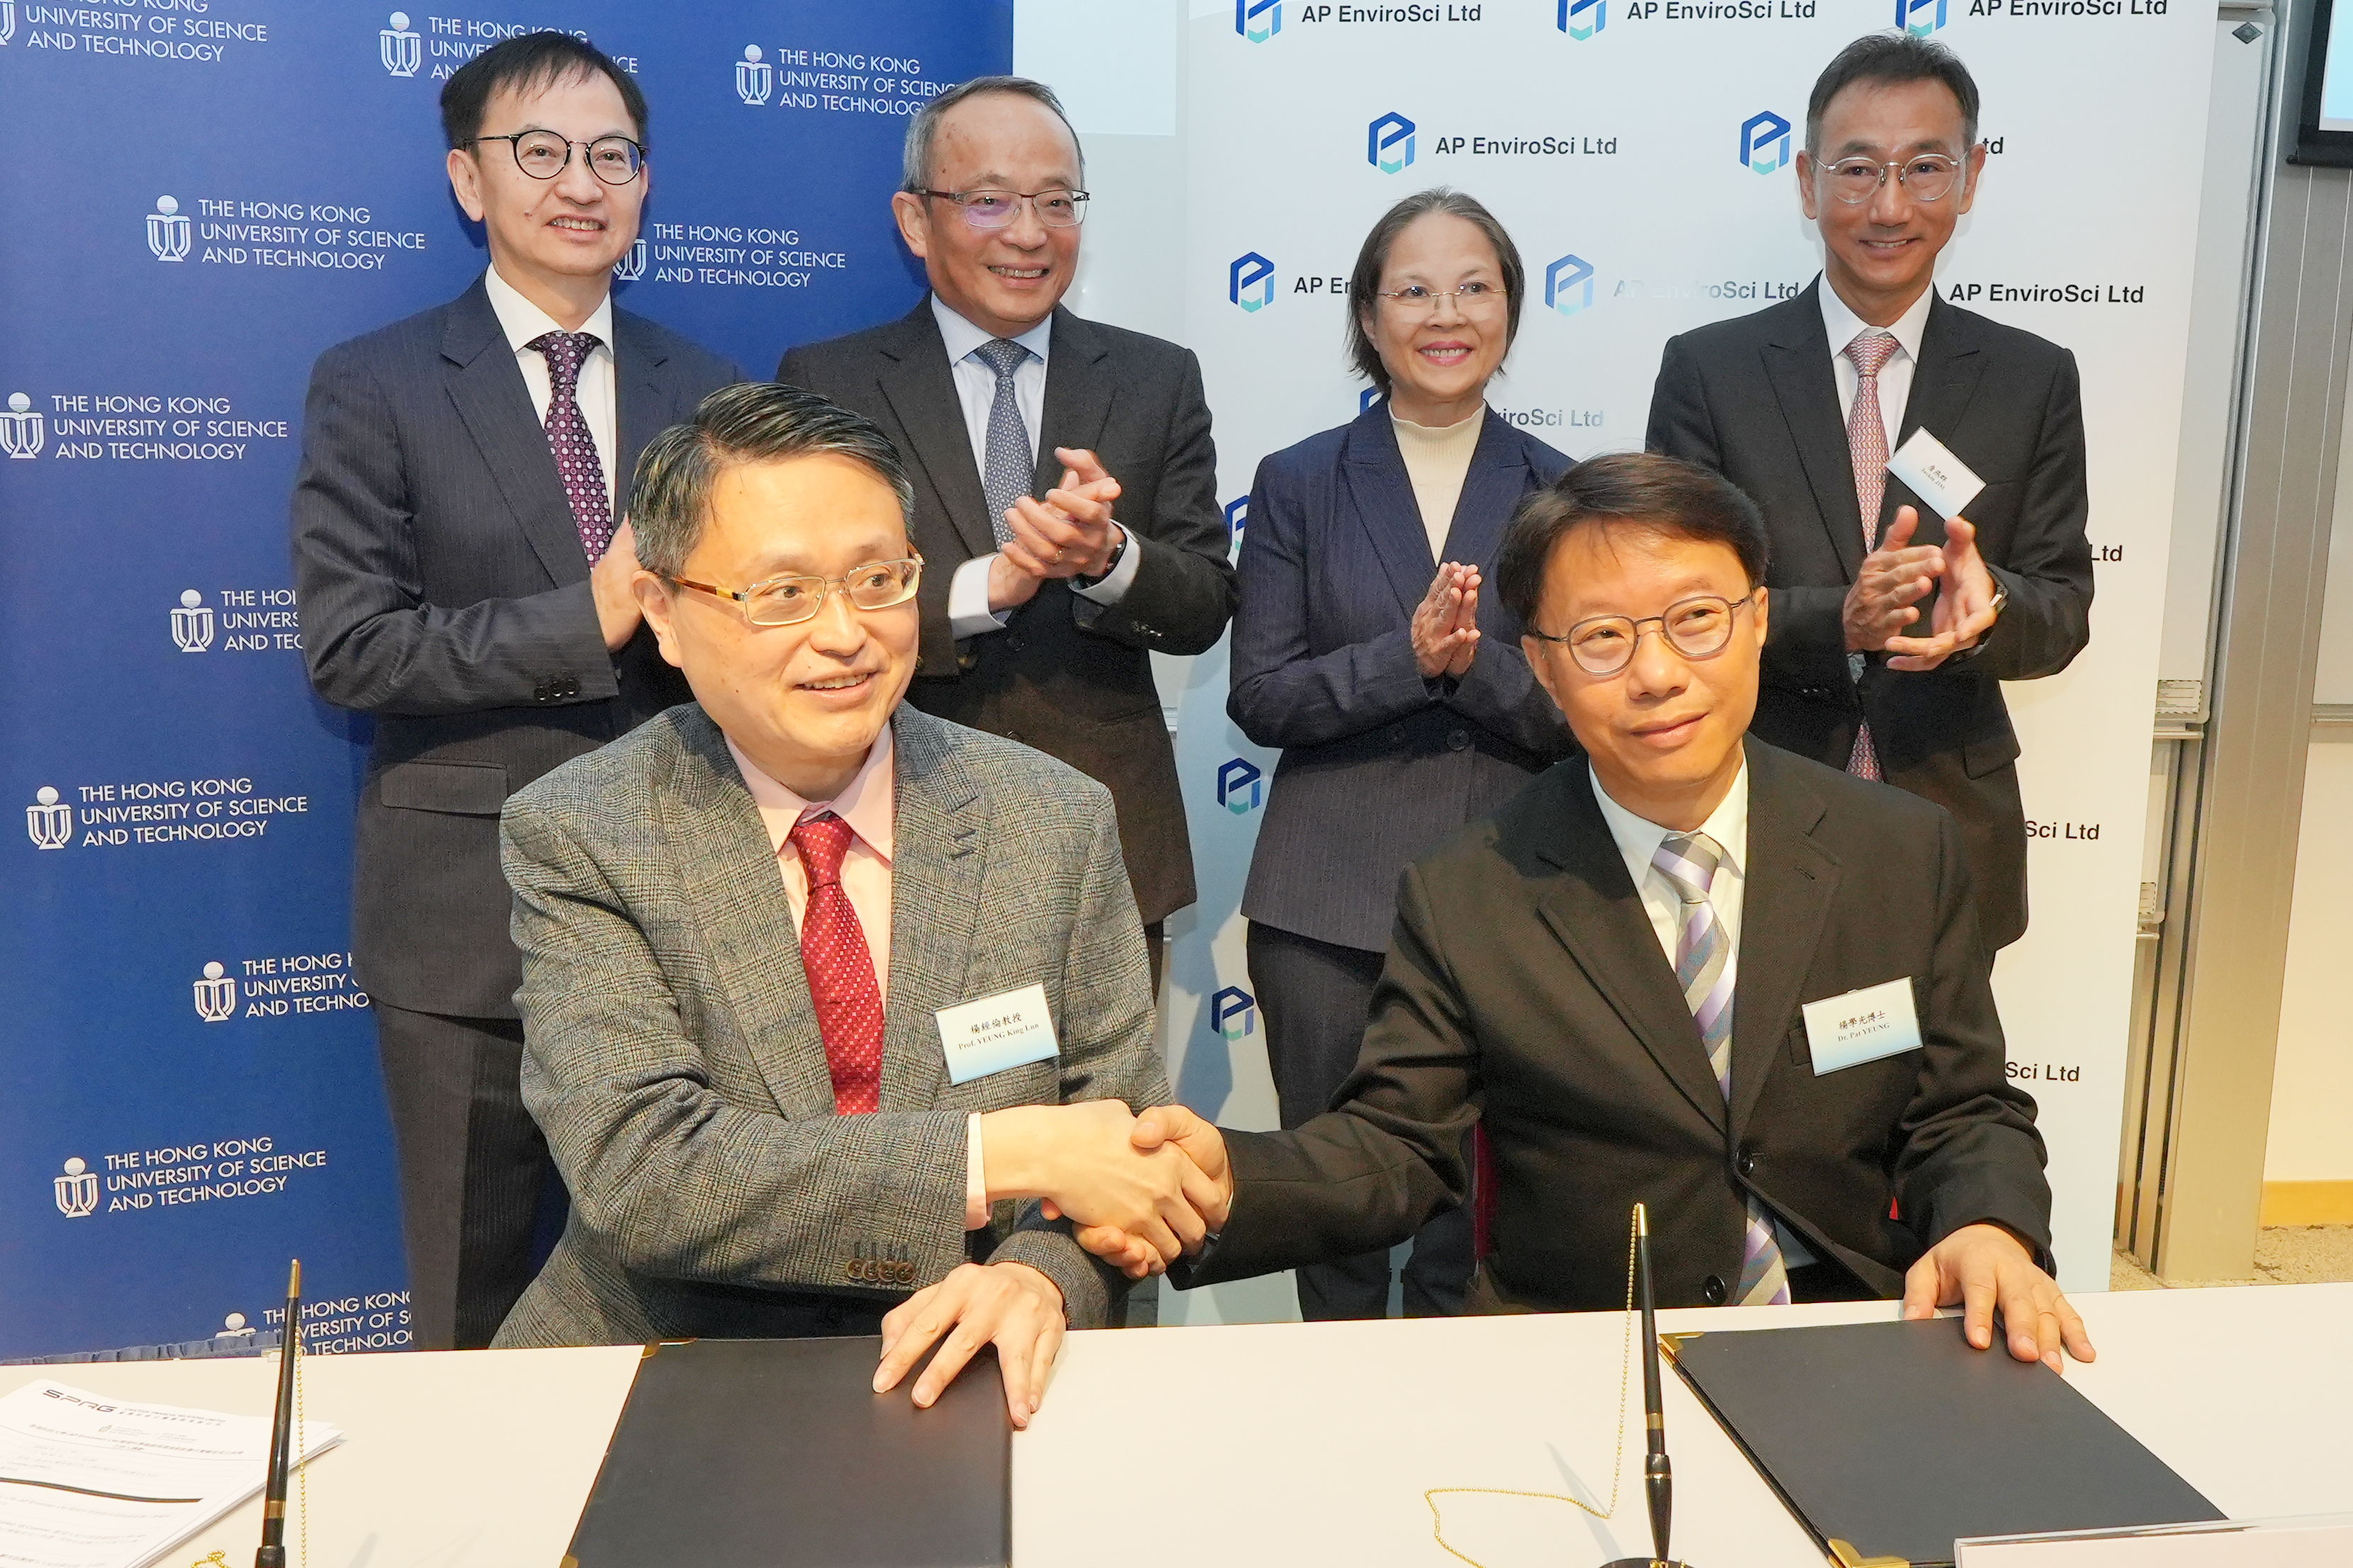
<box><xmin>0</xmin><ymin>1379</ymin><xmax>342</xmax><ymax>1568</ymax></box>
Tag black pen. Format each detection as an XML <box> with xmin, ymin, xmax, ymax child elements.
<box><xmin>255</xmin><ymin>1258</ymin><xmax>299</xmax><ymax>1568</ymax></box>
<box><xmin>1637</xmin><ymin>1203</ymin><xmax>1673</xmax><ymax>1567</ymax></box>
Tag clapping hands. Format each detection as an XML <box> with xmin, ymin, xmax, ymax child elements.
<box><xmin>1412</xmin><ymin>560</ymin><xmax>1482</xmax><ymax>679</ymax></box>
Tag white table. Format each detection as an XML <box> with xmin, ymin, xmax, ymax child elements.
<box><xmin>6</xmin><ymin>1283</ymin><xmax>2344</xmax><ymax>1568</ymax></box>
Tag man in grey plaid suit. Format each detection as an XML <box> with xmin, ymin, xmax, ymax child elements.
<box><xmin>492</xmin><ymin>382</ymin><xmax>1218</xmax><ymax>1425</ymax></box>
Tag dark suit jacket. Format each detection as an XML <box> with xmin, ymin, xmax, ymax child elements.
<box><xmin>291</xmin><ymin>277</ymin><xmax>742</xmax><ymax>1017</ymax></box>
<box><xmin>1181</xmin><ymin>740</ymin><xmax>2052</xmax><ymax>1313</ymax></box>
<box><xmin>1646</xmin><ymin>283</ymin><xmax>2093</xmax><ymax>950</ymax></box>
<box><xmin>1231</xmin><ymin>405</ymin><xmax>1577</xmax><ymax>952</ymax></box>
<box><xmin>778</xmin><ymin>300</ymin><xmax>1236</xmax><ymax>925</ymax></box>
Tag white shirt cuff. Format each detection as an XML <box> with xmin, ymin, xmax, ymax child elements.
<box><xmin>948</xmin><ymin>554</ymin><xmax>1013</xmax><ymax>639</ymax></box>
<box><xmin>965</xmin><ymin>1111</ymin><xmax>989</xmax><ymax>1231</ymax></box>
<box><xmin>1070</xmin><ymin>522</ymin><xmax>1142</xmax><ymax>606</ymax></box>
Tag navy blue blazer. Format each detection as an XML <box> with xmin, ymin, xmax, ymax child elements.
<box><xmin>1230</xmin><ymin>405</ymin><xmax>1576</xmax><ymax>952</ymax></box>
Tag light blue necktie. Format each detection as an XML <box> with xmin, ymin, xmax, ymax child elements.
<box><xmin>1653</xmin><ymin>831</ymin><xmax>1790</xmax><ymax>1307</ymax></box>
<box><xmin>972</xmin><ymin>337</ymin><xmax>1031</xmax><ymax>546</ymax></box>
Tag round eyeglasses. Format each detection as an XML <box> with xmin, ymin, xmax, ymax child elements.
<box><xmin>1374</xmin><ymin>281</ymin><xmax>1507</xmax><ymax>317</ymax></box>
<box><xmin>1528</xmin><ymin>594</ymin><xmax>1755</xmax><ymax>677</ymax></box>
<box><xmin>916</xmin><ymin>187</ymin><xmax>1090</xmax><ymax>230</ymax></box>
<box><xmin>1814</xmin><ymin>154</ymin><xmax>1965</xmax><ymax>205</ymax></box>
<box><xmin>667</xmin><ymin>558</ymin><xmax>923</xmax><ymax>628</ymax></box>
<box><xmin>469</xmin><ymin>130</ymin><xmax>645</xmax><ymax>186</ymax></box>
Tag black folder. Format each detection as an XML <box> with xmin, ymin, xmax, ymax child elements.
<box><xmin>563</xmin><ymin>1336</ymin><xmax>1010</xmax><ymax>1568</ymax></box>
<box><xmin>1668</xmin><ymin>1317</ymin><xmax>2222</xmax><ymax>1567</ymax></box>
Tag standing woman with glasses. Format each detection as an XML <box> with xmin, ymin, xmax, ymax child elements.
<box><xmin>1228</xmin><ymin>188</ymin><xmax>1578</xmax><ymax>1321</ymax></box>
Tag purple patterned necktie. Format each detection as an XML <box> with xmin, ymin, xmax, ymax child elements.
<box><xmin>527</xmin><ymin>330</ymin><xmax>613</xmax><ymax>563</ymax></box>
<box><xmin>1842</xmin><ymin>329</ymin><xmax>1900</xmax><ymax>783</ymax></box>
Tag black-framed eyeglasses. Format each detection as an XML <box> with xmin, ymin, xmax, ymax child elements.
<box><xmin>915</xmin><ymin>187</ymin><xmax>1089</xmax><ymax>230</ymax></box>
<box><xmin>1812</xmin><ymin>153</ymin><xmax>1966</xmax><ymax>205</ymax></box>
<box><xmin>666</xmin><ymin>557</ymin><xmax>923</xmax><ymax>627</ymax></box>
<box><xmin>1529</xmin><ymin>594</ymin><xmax>1755</xmax><ymax>676</ymax></box>
<box><xmin>469</xmin><ymin>130</ymin><xmax>646</xmax><ymax>186</ymax></box>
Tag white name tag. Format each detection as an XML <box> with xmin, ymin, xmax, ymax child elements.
<box><xmin>1800</xmin><ymin>976</ymin><xmax>1924</xmax><ymax>1075</ymax></box>
<box><xmin>1886</xmin><ymin>427</ymin><xmax>1987</xmax><ymax>520</ymax></box>
<box><xmin>936</xmin><ymin>983</ymin><xmax>1060</xmax><ymax>1085</ymax></box>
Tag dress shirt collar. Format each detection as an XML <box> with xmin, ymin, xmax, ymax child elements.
<box><xmin>1588</xmin><ymin>758</ymin><xmax>1749</xmax><ymax>893</ymax></box>
<box><xmin>483</xmin><ymin>261</ymin><xmax>616</xmax><ymax>357</ymax></box>
<box><xmin>725</xmin><ymin>726</ymin><xmax>896</xmax><ymax>864</ymax></box>
<box><xmin>1816</xmin><ymin>273</ymin><xmax>1933</xmax><ymax>366</ymax></box>
<box><xmin>931</xmin><ymin>292</ymin><xmax>1054</xmax><ymax>371</ymax></box>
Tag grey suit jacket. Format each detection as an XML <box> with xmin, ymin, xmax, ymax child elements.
<box><xmin>779</xmin><ymin>300</ymin><xmax>1237</xmax><ymax>925</ymax></box>
<box><xmin>491</xmin><ymin>703</ymin><xmax>1167</xmax><ymax>1346</ymax></box>
<box><xmin>291</xmin><ymin>277</ymin><xmax>742</xmax><ymax>1017</ymax></box>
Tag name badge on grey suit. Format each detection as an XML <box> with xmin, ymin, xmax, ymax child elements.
<box><xmin>936</xmin><ymin>984</ymin><xmax>1060</xmax><ymax>1084</ymax></box>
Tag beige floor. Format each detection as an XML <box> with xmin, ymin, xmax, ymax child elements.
<box><xmin>2110</xmin><ymin>1226</ymin><xmax>2353</xmax><ymax>1289</ymax></box>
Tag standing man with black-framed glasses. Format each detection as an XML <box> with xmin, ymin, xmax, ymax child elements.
<box><xmin>290</xmin><ymin>31</ymin><xmax>741</xmax><ymax>1349</ymax></box>
<box><xmin>1647</xmin><ymin>33</ymin><xmax>2093</xmax><ymax>954</ymax></box>
<box><xmin>780</xmin><ymin>77</ymin><xmax>1236</xmax><ymax>998</ymax></box>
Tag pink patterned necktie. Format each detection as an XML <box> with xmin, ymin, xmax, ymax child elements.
<box><xmin>1842</xmin><ymin>329</ymin><xmax>1900</xmax><ymax>783</ymax></box>
<box><xmin>527</xmin><ymin>330</ymin><xmax>614</xmax><ymax>563</ymax></box>
<box><xmin>788</xmin><ymin>812</ymin><xmax>883</xmax><ymax>1115</ymax></box>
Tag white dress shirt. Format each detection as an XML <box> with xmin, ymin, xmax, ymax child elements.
<box><xmin>1819</xmin><ymin>276</ymin><xmax>1935</xmax><ymax>453</ymax></box>
<box><xmin>1587</xmin><ymin>760</ymin><xmax>1815</xmax><ymax>1267</ymax></box>
<box><xmin>934</xmin><ymin>295</ymin><xmax>1142</xmax><ymax>638</ymax></box>
<box><xmin>482</xmin><ymin>263</ymin><xmax>618</xmax><ymax>514</ymax></box>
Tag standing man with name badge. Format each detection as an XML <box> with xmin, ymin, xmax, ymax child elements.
<box><xmin>291</xmin><ymin>33</ymin><xmax>741</xmax><ymax>1349</ymax></box>
<box><xmin>780</xmin><ymin>77</ymin><xmax>1236</xmax><ymax>987</ymax></box>
<box><xmin>1647</xmin><ymin>33</ymin><xmax>2092</xmax><ymax>951</ymax></box>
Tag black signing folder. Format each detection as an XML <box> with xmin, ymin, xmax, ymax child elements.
<box><xmin>563</xmin><ymin>1336</ymin><xmax>1010</xmax><ymax>1568</ymax></box>
<box><xmin>1667</xmin><ymin>1317</ymin><xmax>2223</xmax><ymax>1567</ymax></box>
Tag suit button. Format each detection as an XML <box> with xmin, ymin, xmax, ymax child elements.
<box><xmin>1447</xmin><ymin>729</ymin><xmax>1470</xmax><ymax>752</ymax></box>
<box><xmin>1703</xmin><ymin>1274</ymin><xmax>1728</xmax><ymax>1307</ymax></box>
<box><xmin>532</xmin><ymin>682</ymin><xmax>550</xmax><ymax>703</ymax></box>
<box><xmin>1007</xmin><ymin>636</ymin><xmax>1026</xmax><ymax>653</ymax></box>
<box><xmin>1736</xmin><ymin>1149</ymin><xmax>1757</xmax><ymax>1178</ymax></box>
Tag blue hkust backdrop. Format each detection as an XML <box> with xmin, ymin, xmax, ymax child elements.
<box><xmin>0</xmin><ymin>0</ymin><xmax>1011</xmax><ymax>1363</ymax></box>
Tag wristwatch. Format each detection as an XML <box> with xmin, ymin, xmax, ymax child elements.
<box><xmin>1074</xmin><ymin>522</ymin><xmax>1128</xmax><ymax>587</ymax></box>
<box><xmin>1955</xmin><ymin>577</ymin><xmax>2007</xmax><ymax>661</ymax></box>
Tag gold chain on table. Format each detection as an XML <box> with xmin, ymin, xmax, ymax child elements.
<box><xmin>1422</xmin><ymin>1205</ymin><xmax>1641</xmax><ymax>1568</ymax></box>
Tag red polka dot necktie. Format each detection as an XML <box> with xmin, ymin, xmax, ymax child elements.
<box><xmin>1843</xmin><ymin>329</ymin><xmax>1900</xmax><ymax>784</ymax></box>
<box><xmin>527</xmin><ymin>330</ymin><xmax>614</xmax><ymax>564</ymax></box>
<box><xmin>788</xmin><ymin>812</ymin><xmax>882</xmax><ymax>1115</ymax></box>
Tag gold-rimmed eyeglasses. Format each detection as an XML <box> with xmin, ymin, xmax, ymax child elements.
<box><xmin>1374</xmin><ymin>281</ymin><xmax>1507</xmax><ymax>317</ymax></box>
<box><xmin>666</xmin><ymin>557</ymin><xmax>923</xmax><ymax>627</ymax></box>
<box><xmin>1528</xmin><ymin>594</ymin><xmax>1755</xmax><ymax>676</ymax></box>
<box><xmin>916</xmin><ymin>187</ymin><xmax>1090</xmax><ymax>230</ymax></box>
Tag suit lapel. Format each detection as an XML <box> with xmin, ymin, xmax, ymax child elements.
<box><xmin>1529</xmin><ymin>768</ymin><xmax>1729</xmax><ymax>1135</ymax></box>
<box><xmin>1760</xmin><ymin>283</ymin><xmax>1868</xmax><ymax>584</ymax></box>
<box><xmin>661</xmin><ymin>711</ymin><xmax>838</xmax><ymax>1119</ymax></box>
<box><xmin>1340</xmin><ymin>406</ymin><xmax>1440</xmax><ymax>619</ymax></box>
<box><xmin>1882</xmin><ymin>294</ymin><xmax>1988</xmax><ymax>549</ymax></box>
<box><xmin>1438</xmin><ymin>412</ymin><xmax>1532</xmax><ymax>568</ymax></box>
<box><xmin>610</xmin><ymin>308</ymin><xmax>673</xmax><ymax>504</ymax></box>
<box><xmin>1032</xmin><ymin>309</ymin><xmax>1114</xmax><ymax>494</ymax></box>
<box><xmin>439</xmin><ymin>278</ymin><xmax>590</xmax><ymax>589</ymax></box>
<box><xmin>872</xmin><ymin>302</ymin><xmax>999</xmax><ymax>561</ymax></box>
<box><xmin>878</xmin><ymin>709</ymin><xmax>984</xmax><ymax>1110</ymax></box>
<box><xmin>1727</xmin><ymin>743</ymin><xmax>1840</xmax><ymax>1139</ymax></box>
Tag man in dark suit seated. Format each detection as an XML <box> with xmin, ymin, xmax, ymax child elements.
<box><xmin>1647</xmin><ymin>33</ymin><xmax>2092</xmax><ymax>953</ymax></box>
<box><xmin>1084</xmin><ymin>453</ymin><xmax>2095</xmax><ymax>1370</ymax></box>
<box><xmin>492</xmin><ymin>383</ymin><xmax>1217</xmax><ymax>1426</ymax></box>
<box><xmin>290</xmin><ymin>33</ymin><xmax>742</xmax><ymax>1349</ymax></box>
<box><xmin>779</xmin><ymin>77</ymin><xmax>1236</xmax><ymax>987</ymax></box>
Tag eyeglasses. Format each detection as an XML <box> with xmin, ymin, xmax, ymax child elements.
<box><xmin>1528</xmin><ymin>594</ymin><xmax>1755</xmax><ymax>676</ymax></box>
<box><xmin>1813</xmin><ymin>153</ymin><xmax>1966</xmax><ymax>205</ymax></box>
<box><xmin>469</xmin><ymin>130</ymin><xmax>645</xmax><ymax>186</ymax></box>
<box><xmin>915</xmin><ymin>187</ymin><xmax>1090</xmax><ymax>230</ymax></box>
<box><xmin>1374</xmin><ymin>281</ymin><xmax>1508</xmax><ymax>317</ymax></box>
<box><xmin>667</xmin><ymin>557</ymin><xmax>923</xmax><ymax>627</ymax></box>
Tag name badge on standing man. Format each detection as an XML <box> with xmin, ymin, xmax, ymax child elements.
<box><xmin>1885</xmin><ymin>427</ymin><xmax>1987</xmax><ymax>520</ymax></box>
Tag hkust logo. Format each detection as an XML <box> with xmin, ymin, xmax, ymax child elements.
<box><xmin>612</xmin><ymin>238</ymin><xmax>647</xmax><ymax>282</ymax></box>
<box><xmin>1208</xmin><ymin>986</ymin><xmax>1257</xmax><ymax>1042</ymax></box>
<box><xmin>1236</xmin><ymin>0</ymin><xmax>1281</xmax><ymax>40</ymax></box>
<box><xmin>55</xmin><ymin>1158</ymin><xmax>99</xmax><ymax>1220</ymax></box>
<box><xmin>1559</xmin><ymin>0</ymin><xmax>1605</xmax><ymax>39</ymax></box>
<box><xmin>26</xmin><ymin>788</ymin><xmax>69</xmax><ymax>850</ymax></box>
<box><xmin>737</xmin><ymin>45</ymin><xmax>773</xmax><ymax>105</ymax></box>
<box><xmin>147</xmin><ymin>196</ymin><xmax>191</xmax><ymax>263</ymax></box>
<box><xmin>1230</xmin><ymin>252</ymin><xmax>1276</xmax><ymax>312</ymax></box>
<box><xmin>1217</xmin><ymin>758</ymin><xmax>1263</xmax><ymax>815</ymax></box>
<box><xmin>380</xmin><ymin>11</ymin><xmax>420</xmax><ymax>77</ymax></box>
<box><xmin>1546</xmin><ymin>253</ymin><xmax>1597</xmax><ymax>315</ymax></box>
<box><xmin>193</xmin><ymin>962</ymin><xmax>237</xmax><ymax>1023</ymax></box>
<box><xmin>172</xmin><ymin>591</ymin><xmax>215</xmax><ymax>653</ymax></box>
<box><xmin>1</xmin><ymin>393</ymin><xmax>42</xmax><ymax>460</ymax></box>
<box><xmin>1369</xmin><ymin>111</ymin><xmax>1416</xmax><ymax>174</ymax></box>
<box><xmin>1741</xmin><ymin>111</ymin><xmax>1792</xmax><ymax>175</ymax></box>
<box><xmin>0</xmin><ymin>2</ymin><xmax>16</xmax><ymax>50</ymax></box>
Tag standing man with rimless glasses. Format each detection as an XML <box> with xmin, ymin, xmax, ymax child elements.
<box><xmin>290</xmin><ymin>32</ymin><xmax>741</xmax><ymax>1349</ymax></box>
<box><xmin>1647</xmin><ymin>33</ymin><xmax>2092</xmax><ymax>952</ymax></box>
<box><xmin>780</xmin><ymin>78</ymin><xmax>1235</xmax><ymax>991</ymax></box>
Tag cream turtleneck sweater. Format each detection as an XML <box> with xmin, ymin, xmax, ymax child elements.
<box><xmin>1391</xmin><ymin>406</ymin><xmax>1484</xmax><ymax>561</ymax></box>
